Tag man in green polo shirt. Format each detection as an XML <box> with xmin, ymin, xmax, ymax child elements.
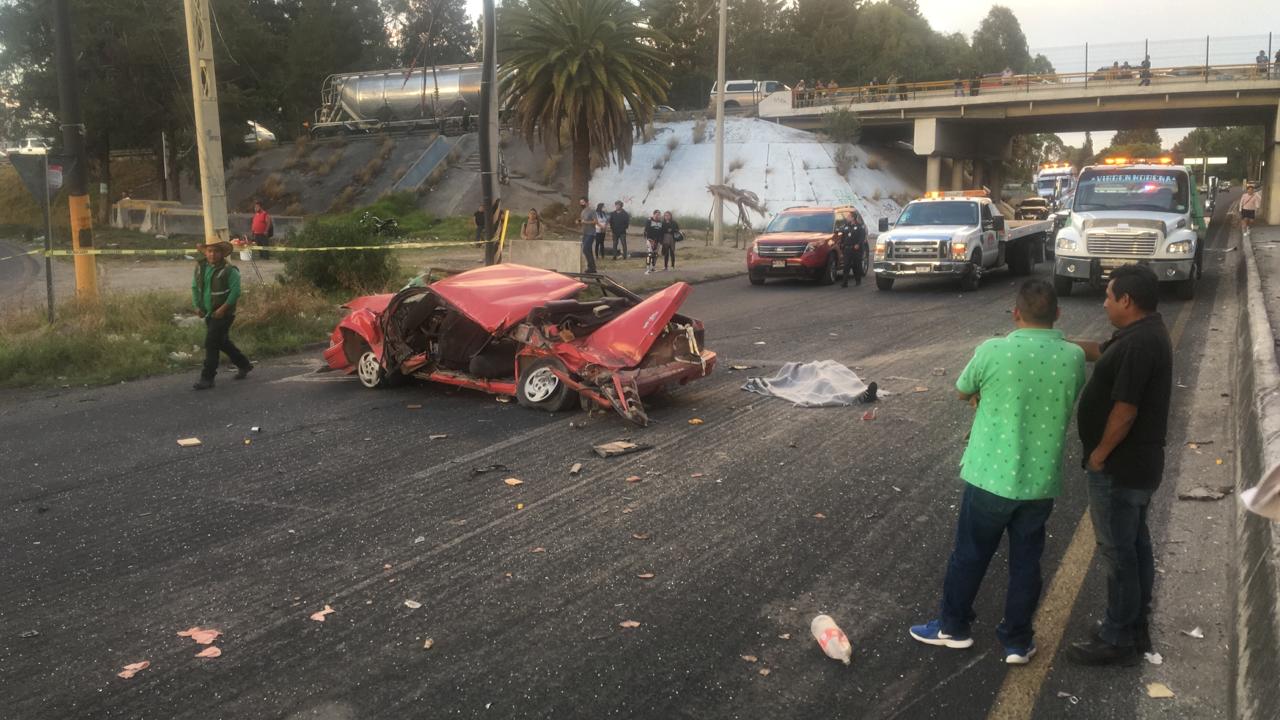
<box><xmin>909</xmin><ymin>279</ymin><xmax>1085</xmax><ymax>664</ymax></box>
<box><xmin>191</xmin><ymin>239</ymin><xmax>252</xmax><ymax>390</ymax></box>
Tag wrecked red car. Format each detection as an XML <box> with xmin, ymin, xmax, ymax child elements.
<box><xmin>324</xmin><ymin>264</ymin><xmax>717</xmax><ymax>425</ymax></box>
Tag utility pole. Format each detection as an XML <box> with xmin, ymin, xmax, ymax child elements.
<box><xmin>712</xmin><ymin>0</ymin><xmax>727</xmax><ymax>246</ymax></box>
<box><xmin>479</xmin><ymin>0</ymin><xmax>499</xmax><ymax>264</ymax></box>
<box><xmin>181</xmin><ymin>0</ymin><xmax>230</xmax><ymax>245</ymax></box>
<box><xmin>52</xmin><ymin>0</ymin><xmax>97</xmax><ymax>299</ymax></box>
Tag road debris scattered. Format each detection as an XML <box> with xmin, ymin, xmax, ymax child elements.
<box><xmin>414</xmin><ymin>536</ymin><xmax>426</xmax><ymax>544</ymax></box>
<box><xmin>569</xmin><ymin>462</ymin><xmax>583</xmax><ymax>475</ymax></box>
<box><xmin>913</xmin><ymin>386</ymin><xmax>928</xmax><ymax>393</ymax></box>
<box><xmin>691</xmin><ymin>472</ymin><xmax>705</xmax><ymax>478</ymax></box>
<box><xmin>472</xmin><ymin>463</ymin><xmax>508</xmax><ymax>475</ymax></box>
<box><xmin>637</xmin><ymin>573</ymin><xmax>655</xmax><ymax>580</ymax></box>
<box><xmin>729</xmin><ymin>364</ymin><xmax>759</xmax><ymax>371</ymax></box>
<box><xmin>1215</xmin><ymin>458</ymin><xmax>1224</xmax><ymax>465</ymax></box>
<box><xmin>1186</xmin><ymin>440</ymin><xmax>1214</xmax><ymax>449</ymax></box>
<box><xmin>503</xmin><ymin>477</ymin><xmax>524</xmax><ymax>486</ymax></box>
<box><xmin>428</xmin><ymin>434</ymin><xmax>449</xmax><ymax>440</ymax></box>
<box><xmin>619</xmin><ymin>620</ymin><xmax>641</xmax><ymax>629</ymax></box>
<box><xmin>406</xmin><ymin>404</ymin><xmax>423</xmax><ymax>410</ymax></box>
<box><xmin>1056</xmin><ymin>691</ymin><xmax>1080</xmax><ymax>704</ymax></box>
<box><xmin>19</xmin><ymin>630</ymin><xmax>39</xmax><ymax>638</ymax></box>
<box><xmin>625</xmin><ymin>475</ymin><xmax>643</xmax><ymax>483</ymax></box>
<box><xmin>1178</xmin><ymin>485</ymin><xmax>1233</xmax><ymax>501</ymax></box>
<box><xmin>754</xmin><ymin>341</ymin><xmax>767</xmax><ymax>345</ymax></box>
<box><xmin>177</xmin><ymin>627</ymin><xmax>221</xmax><ymax>645</ymax></box>
<box><xmin>309</xmin><ymin>605</ymin><xmax>336</xmax><ymax>622</ymax></box>
<box><xmin>423</xmin><ymin>638</ymin><xmax>435</xmax><ymax>650</ymax></box>
<box><xmin>1181</xmin><ymin>627</ymin><xmax>1204</xmax><ymax>639</ymax></box>
<box><xmin>404</xmin><ymin>600</ymin><xmax>423</xmax><ymax>609</ymax></box>
<box><xmin>195</xmin><ymin>646</ymin><xmax>222</xmax><ymax>659</ymax></box>
<box><xmin>688</xmin><ymin>418</ymin><xmax>705</xmax><ymax>425</ymax></box>
<box><xmin>1147</xmin><ymin>682</ymin><xmax>1175</xmax><ymax>699</ymax></box>
<box><xmin>593</xmin><ymin>440</ymin><xmax>652</xmax><ymax>458</ymax></box>
<box><xmin>861</xmin><ymin>409</ymin><xmax>877</xmax><ymax>421</ymax></box>
<box><xmin>176</xmin><ymin>437</ymin><xmax>202</xmax><ymax>448</ymax></box>
<box><xmin>496</xmin><ymin>396</ymin><xmax>512</xmax><ymax>403</ymax></box>
<box><xmin>811</xmin><ymin>614</ymin><xmax>852</xmax><ymax>665</ymax></box>
<box><xmin>117</xmin><ymin>661</ymin><xmax>150</xmax><ymax>679</ymax></box>
<box><xmin>778</xmin><ymin>633</ymin><xmax>791</xmax><ymax>640</ymax></box>
<box><xmin>531</xmin><ymin>547</ymin><xmax>546</xmax><ymax>553</ymax></box>
<box><xmin>250</xmin><ymin>426</ymin><xmax>261</xmax><ymax>433</ymax></box>
<box><xmin>758</xmin><ymin>668</ymin><xmax>771</xmax><ymax>676</ymax></box>
<box><xmin>1144</xmin><ymin>652</ymin><xmax>1164</xmax><ymax>665</ymax></box>
<box><xmin>813</xmin><ymin>513</ymin><xmax>826</xmax><ymax>519</ymax></box>
<box><xmin>631</xmin><ymin>533</ymin><xmax>651</xmax><ymax>541</ymax></box>
<box><xmin>741</xmin><ymin>654</ymin><xmax>758</xmax><ymax>663</ymax></box>
<box><xmin>931</xmin><ymin>367</ymin><xmax>947</xmax><ymax>376</ymax></box>
<box><xmin>516</xmin><ymin>503</ymin><xmax>524</xmax><ymax>510</ymax></box>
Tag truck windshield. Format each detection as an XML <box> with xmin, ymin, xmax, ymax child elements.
<box><xmin>1037</xmin><ymin>177</ymin><xmax>1071</xmax><ymax>192</ymax></box>
<box><xmin>895</xmin><ymin>201</ymin><xmax>978</xmax><ymax>227</ymax></box>
<box><xmin>764</xmin><ymin>212</ymin><xmax>835</xmax><ymax>234</ymax></box>
<box><xmin>1073</xmin><ymin>169</ymin><xmax>1188</xmax><ymax>214</ymax></box>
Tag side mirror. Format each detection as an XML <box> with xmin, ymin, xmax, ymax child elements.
<box><xmin>991</xmin><ymin>216</ymin><xmax>1005</xmax><ymax>231</ymax></box>
<box><xmin>878</xmin><ymin>217</ymin><xmax>890</xmax><ymax>232</ymax></box>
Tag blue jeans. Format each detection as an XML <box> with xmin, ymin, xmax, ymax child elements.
<box><xmin>1086</xmin><ymin>471</ymin><xmax>1154</xmax><ymax>647</ymax></box>
<box><xmin>581</xmin><ymin>231</ymin><xmax>597</xmax><ymax>273</ymax></box>
<box><xmin>939</xmin><ymin>483</ymin><xmax>1054</xmax><ymax>648</ymax></box>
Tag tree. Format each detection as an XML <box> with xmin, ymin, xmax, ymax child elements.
<box><xmin>384</xmin><ymin>0</ymin><xmax>478</xmax><ymax>67</ymax></box>
<box><xmin>1075</xmin><ymin>131</ymin><xmax>1094</xmax><ymax>168</ymax></box>
<box><xmin>1098</xmin><ymin>128</ymin><xmax>1163</xmax><ymax>162</ymax></box>
<box><xmin>1172</xmin><ymin>126</ymin><xmax>1266</xmax><ymax>182</ymax></box>
<box><xmin>971</xmin><ymin>5</ymin><xmax>1031</xmax><ymax>74</ymax></box>
<box><xmin>500</xmin><ymin>0</ymin><xmax>671</xmax><ymax>200</ymax></box>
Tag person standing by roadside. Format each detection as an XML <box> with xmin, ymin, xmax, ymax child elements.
<box><xmin>1240</xmin><ymin>184</ymin><xmax>1261</xmax><ymax>236</ymax></box>
<box><xmin>191</xmin><ymin>239</ymin><xmax>252</xmax><ymax>390</ymax></box>
<box><xmin>837</xmin><ymin>210</ymin><xmax>867</xmax><ymax>287</ymax></box>
<box><xmin>520</xmin><ymin>208</ymin><xmax>543</xmax><ymax>241</ymax></box>
<box><xmin>578</xmin><ymin>197</ymin><xmax>597</xmax><ymax>273</ymax></box>
<box><xmin>251</xmin><ymin>200</ymin><xmax>273</xmax><ymax>259</ymax></box>
<box><xmin>909</xmin><ymin>280</ymin><xmax>1086</xmax><ymax>664</ymax></box>
<box><xmin>474</xmin><ymin>205</ymin><xmax>487</xmax><ymax>243</ymax></box>
<box><xmin>1138</xmin><ymin>55</ymin><xmax>1152</xmax><ymax>86</ymax></box>
<box><xmin>643</xmin><ymin>210</ymin><xmax>663</xmax><ymax>275</ymax></box>
<box><xmin>593</xmin><ymin>202</ymin><xmax>609</xmax><ymax>260</ymax></box>
<box><xmin>1066</xmin><ymin>265</ymin><xmax>1172</xmax><ymax>666</ymax></box>
<box><xmin>609</xmin><ymin>201</ymin><xmax>630</xmax><ymax>260</ymax></box>
<box><xmin>660</xmin><ymin>211</ymin><xmax>680</xmax><ymax>271</ymax></box>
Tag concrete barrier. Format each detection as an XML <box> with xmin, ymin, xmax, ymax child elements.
<box><xmin>1232</xmin><ymin>230</ymin><xmax>1280</xmax><ymax>720</ymax></box>
<box><xmin>503</xmin><ymin>239</ymin><xmax>584</xmax><ymax>274</ymax></box>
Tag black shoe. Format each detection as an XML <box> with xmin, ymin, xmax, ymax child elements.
<box><xmin>234</xmin><ymin>364</ymin><xmax>253</xmax><ymax>380</ymax></box>
<box><xmin>193</xmin><ymin>378</ymin><xmax>215</xmax><ymax>390</ymax></box>
<box><xmin>859</xmin><ymin>381</ymin><xmax>878</xmax><ymax>403</ymax></box>
<box><xmin>1136</xmin><ymin>625</ymin><xmax>1152</xmax><ymax>654</ymax></box>
<box><xmin>1066</xmin><ymin>636</ymin><xmax>1140</xmax><ymax>666</ymax></box>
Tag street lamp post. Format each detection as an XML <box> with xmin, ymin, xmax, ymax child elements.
<box><xmin>712</xmin><ymin>0</ymin><xmax>727</xmax><ymax>246</ymax></box>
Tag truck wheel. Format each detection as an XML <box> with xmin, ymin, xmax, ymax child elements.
<box><xmin>875</xmin><ymin>276</ymin><xmax>894</xmax><ymax>291</ymax></box>
<box><xmin>817</xmin><ymin>255</ymin><xmax>837</xmax><ymax>285</ymax></box>
<box><xmin>1174</xmin><ymin>276</ymin><xmax>1196</xmax><ymax>301</ymax></box>
<box><xmin>960</xmin><ymin>255</ymin><xmax>982</xmax><ymax>291</ymax></box>
<box><xmin>749</xmin><ymin>273</ymin><xmax>766</xmax><ymax>286</ymax></box>
<box><xmin>1008</xmin><ymin>244</ymin><xmax>1032</xmax><ymax>276</ymax></box>
<box><xmin>1053</xmin><ymin>274</ymin><xmax>1073</xmax><ymax>297</ymax></box>
<box><xmin>517</xmin><ymin>357</ymin><xmax>578</xmax><ymax>413</ymax></box>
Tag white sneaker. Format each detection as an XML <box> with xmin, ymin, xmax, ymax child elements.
<box><xmin>645</xmin><ymin>269</ymin><xmax>652</xmax><ymax>275</ymax></box>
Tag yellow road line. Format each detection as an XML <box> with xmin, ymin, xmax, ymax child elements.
<box><xmin>985</xmin><ymin>274</ymin><xmax>1199</xmax><ymax>719</ymax></box>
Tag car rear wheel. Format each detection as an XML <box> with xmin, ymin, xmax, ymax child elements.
<box><xmin>875</xmin><ymin>275</ymin><xmax>894</xmax><ymax>291</ymax></box>
<box><xmin>518</xmin><ymin>358</ymin><xmax>578</xmax><ymax>413</ymax></box>
<box><xmin>357</xmin><ymin>350</ymin><xmax>386</xmax><ymax>389</ymax></box>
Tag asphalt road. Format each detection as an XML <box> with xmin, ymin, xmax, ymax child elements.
<box><xmin>0</xmin><ymin>209</ymin><xmax>1233</xmax><ymax>719</ymax></box>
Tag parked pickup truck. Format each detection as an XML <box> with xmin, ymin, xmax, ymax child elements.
<box><xmin>873</xmin><ymin>191</ymin><xmax>1053</xmax><ymax>291</ymax></box>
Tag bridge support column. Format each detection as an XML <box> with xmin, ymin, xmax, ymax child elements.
<box><xmin>1267</xmin><ymin>115</ymin><xmax>1280</xmax><ymax>224</ymax></box>
<box><xmin>926</xmin><ymin>156</ymin><xmax>942</xmax><ymax>192</ymax></box>
<box><xmin>972</xmin><ymin>162</ymin><xmax>985</xmax><ymax>190</ymax></box>
<box><xmin>951</xmin><ymin>159</ymin><xmax>966</xmax><ymax>191</ymax></box>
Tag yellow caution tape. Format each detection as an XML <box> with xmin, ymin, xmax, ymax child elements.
<box><xmin>38</xmin><ymin>239</ymin><xmax>484</xmax><ymax>257</ymax></box>
<box><xmin>0</xmin><ymin>249</ymin><xmax>44</xmax><ymax>262</ymax></box>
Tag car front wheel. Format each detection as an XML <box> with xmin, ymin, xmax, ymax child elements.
<box><xmin>357</xmin><ymin>350</ymin><xmax>386</xmax><ymax>389</ymax></box>
<box><xmin>517</xmin><ymin>357</ymin><xmax>578</xmax><ymax>413</ymax></box>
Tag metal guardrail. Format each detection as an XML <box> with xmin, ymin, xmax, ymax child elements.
<box><xmin>788</xmin><ymin>62</ymin><xmax>1280</xmax><ymax>110</ymax></box>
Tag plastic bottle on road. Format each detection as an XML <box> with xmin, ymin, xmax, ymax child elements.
<box><xmin>810</xmin><ymin>614</ymin><xmax>852</xmax><ymax>665</ymax></box>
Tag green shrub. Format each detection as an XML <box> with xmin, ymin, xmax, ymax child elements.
<box><xmin>823</xmin><ymin>107</ymin><xmax>862</xmax><ymax>145</ymax></box>
<box><xmin>284</xmin><ymin>219</ymin><xmax>400</xmax><ymax>293</ymax></box>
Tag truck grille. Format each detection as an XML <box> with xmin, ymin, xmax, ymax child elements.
<box><xmin>1085</xmin><ymin>232</ymin><xmax>1159</xmax><ymax>257</ymax></box>
<box><xmin>756</xmin><ymin>244</ymin><xmax>807</xmax><ymax>258</ymax></box>
<box><xmin>891</xmin><ymin>240</ymin><xmax>946</xmax><ymax>259</ymax></box>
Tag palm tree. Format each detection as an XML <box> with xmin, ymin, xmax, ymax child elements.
<box><xmin>500</xmin><ymin>0</ymin><xmax>670</xmax><ymax>202</ymax></box>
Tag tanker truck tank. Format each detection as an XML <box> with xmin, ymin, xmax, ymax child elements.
<box><xmin>312</xmin><ymin>63</ymin><xmax>483</xmax><ymax>136</ymax></box>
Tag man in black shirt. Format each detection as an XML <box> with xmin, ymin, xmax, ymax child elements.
<box><xmin>609</xmin><ymin>201</ymin><xmax>630</xmax><ymax>260</ymax></box>
<box><xmin>836</xmin><ymin>210</ymin><xmax>867</xmax><ymax>288</ymax></box>
<box><xmin>1067</xmin><ymin>265</ymin><xmax>1172</xmax><ymax>666</ymax></box>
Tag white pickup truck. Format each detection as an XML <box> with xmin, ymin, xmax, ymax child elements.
<box><xmin>1052</xmin><ymin>160</ymin><xmax>1205</xmax><ymax>300</ymax></box>
<box><xmin>873</xmin><ymin>191</ymin><xmax>1053</xmax><ymax>291</ymax></box>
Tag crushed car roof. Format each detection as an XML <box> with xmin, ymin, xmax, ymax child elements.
<box><xmin>431</xmin><ymin>264</ymin><xmax>587</xmax><ymax>332</ymax></box>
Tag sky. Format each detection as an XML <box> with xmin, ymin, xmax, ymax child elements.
<box><xmin>466</xmin><ymin>0</ymin><xmax>1280</xmax><ymax>148</ymax></box>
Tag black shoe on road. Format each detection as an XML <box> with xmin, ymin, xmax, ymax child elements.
<box><xmin>235</xmin><ymin>364</ymin><xmax>253</xmax><ymax>380</ymax></box>
<box><xmin>859</xmin><ymin>381</ymin><xmax>879</xmax><ymax>403</ymax></box>
<box><xmin>1066</xmin><ymin>637</ymin><xmax>1140</xmax><ymax>666</ymax></box>
<box><xmin>193</xmin><ymin>378</ymin><xmax>215</xmax><ymax>390</ymax></box>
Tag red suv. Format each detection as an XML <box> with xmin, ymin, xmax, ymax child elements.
<box><xmin>747</xmin><ymin>206</ymin><xmax>847</xmax><ymax>285</ymax></box>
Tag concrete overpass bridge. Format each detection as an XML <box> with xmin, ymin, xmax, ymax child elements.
<box><xmin>759</xmin><ymin>64</ymin><xmax>1280</xmax><ymax>220</ymax></box>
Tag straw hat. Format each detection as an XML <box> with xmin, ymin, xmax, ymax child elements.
<box><xmin>196</xmin><ymin>239</ymin><xmax>234</xmax><ymax>253</ymax></box>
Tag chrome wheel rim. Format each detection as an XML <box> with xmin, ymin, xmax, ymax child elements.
<box><xmin>524</xmin><ymin>367</ymin><xmax>560</xmax><ymax>402</ymax></box>
<box><xmin>357</xmin><ymin>351</ymin><xmax>382</xmax><ymax>388</ymax></box>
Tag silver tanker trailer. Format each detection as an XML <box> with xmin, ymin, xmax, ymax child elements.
<box><xmin>311</xmin><ymin>62</ymin><xmax>484</xmax><ymax>136</ymax></box>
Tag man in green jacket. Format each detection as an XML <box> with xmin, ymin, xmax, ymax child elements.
<box><xmin>191</xmin><ymin>239</ymin><xmax>252</xmax><ymax>390</ymax></box>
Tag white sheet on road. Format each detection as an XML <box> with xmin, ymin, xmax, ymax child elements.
<box><xmin>741</xmin><ymin>360</ymin><xmax>869</xmax><ymax>407</ymax></box>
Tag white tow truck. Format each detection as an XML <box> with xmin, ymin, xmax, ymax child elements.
<box><xmin>1052</xmin><ymin>157</ymin><xmax>1205</xmax><ymax>300</ymax></box>
<box><xmin>873</xmin><ymin>190</ymin><xmax>1054</xmax><ymax>291</ymax></box>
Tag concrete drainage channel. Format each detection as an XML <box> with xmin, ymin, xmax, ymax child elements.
<box><xmin>1231</xmin><ymin>229</ymin><xmax>1280</xmax><ymax>720</ymax></box>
